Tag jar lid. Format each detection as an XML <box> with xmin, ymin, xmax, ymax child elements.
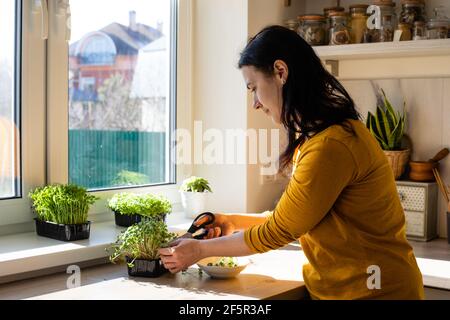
<box><xmin>323</xmin><ymin>6</ymin><xmax>345</xmax><ymax>13</ymax></box>
<box><xmin>328</xmin><ymin>11</ymin><xmax>349</xmax><ymax>17</ymax></box>
<box><xmin>298</xmin><ymin>14</ymin><xmax>326</xmax><ymax>21</ymax></box>
<box><xmin>350</xmin><ymin>4</ymin><xmax>370</xmax><ymax>9</ymax></box>
<box><xmin>401</xmin><ymin>0</ymin><xmax>423</xmax><ymax>5</ymax></box>
<box><xmin>373</xmin><ymin>0</ymin><xmax>396</xmax><ymax>7</ymax></box>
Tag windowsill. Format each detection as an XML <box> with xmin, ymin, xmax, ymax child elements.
<box><xmin>1</xmin><ymin>214</ymin><xmax>449</xmax><ymax>291</ymax></box>
<box><xmin>0</xmin><ymin>212</ymin><xmax>193</xmax><ymax>283</ymax></box>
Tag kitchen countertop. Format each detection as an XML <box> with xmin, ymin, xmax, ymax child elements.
<box><xmin>0</xmin><ymin>244</ymin><xmax>308</xmax><ymax>300</ymax></box>
<box><xmin>0</xmin><ymin>212</ymin><xmax>449</xmax><ymax>299</ymax></box>
<box><xmin>409</xmin><ymin>238</ymin><xmax>450</xmax><ymax>290</ymax></box>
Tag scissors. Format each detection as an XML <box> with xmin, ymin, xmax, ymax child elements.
<box><xmin>178</xmin><ymin>212</ymin><xmax>215</xmax><ymax>240</ymax></box>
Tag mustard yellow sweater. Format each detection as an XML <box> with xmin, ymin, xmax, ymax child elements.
<box><xmin>244</xmin><ymin>119</ymin><xmax>424</xmax><ymax>300</ymax></box>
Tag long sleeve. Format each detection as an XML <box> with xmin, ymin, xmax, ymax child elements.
<box><xmin>244</xmin><ymin>137</ymin><xmax>357</xmax><ymax>253</ymax></box>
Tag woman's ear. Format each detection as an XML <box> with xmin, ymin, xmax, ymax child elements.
<box><xmin>273</xmin><ymin>60</ymin><xmax>289</xmax><ymax>85</ymax></box>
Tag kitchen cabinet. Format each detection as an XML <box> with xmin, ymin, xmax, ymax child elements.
<box><xmin>397</xmin><ymin>181</ymin><xmax>438</xmax><ymax>241</ymax></box>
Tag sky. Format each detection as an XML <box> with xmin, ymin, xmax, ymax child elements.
<box><xmin>70</xmin><ymin>0</ymin><xmax>171</xmax><ymax>44</ymax></box>
<box><xmin>0</xmin><ymin>0</ymin><xmax>170</xmax><ymax>60</ymax></box>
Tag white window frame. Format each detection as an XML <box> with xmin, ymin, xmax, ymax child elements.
<box><xmin>0</xmin><ymin>0</ymin><xmax>194</xmax><ymax>234</ymax></box>
<box><xmin>0</xmin><ymin>0</ymin><xmax>46</xmax><ymax>234</ymax></box>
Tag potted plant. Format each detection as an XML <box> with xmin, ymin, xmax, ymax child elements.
<box><xmin>180</xmin><ymin>176</ymin><xmax>212</xmax><ymax>219</ymax></box>
<box><xmin>29</xmin><ymin>184</ymin><xmax>98</xmax><ymax>242</ymax></box>
<box><xmin>107</xmin><ymin>193</ymin><xmax>172</xmax><ymax>227</ymax></box>
<box><xmin>366</xmin><ymin>89</ymin><xmax>409</xmax><ymax>180</ymax></box>
<box><xmin>109</xmin><ymin>219</ymin><xmax>176</xmax><ymax>278</ymax></box>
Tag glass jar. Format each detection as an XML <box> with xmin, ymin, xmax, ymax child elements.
<box><xmin>371</xmin><ymin>1</ymin><xmax>397</xmax><ymax>42</ymax></box>
<box><xmin>284</xmin><ymin>19</ymin><xmax>299</xmax><ymax>32</ymax></box>
<box><xmin>297</xmin><ymin>15</ymin><xmax>327</xmax><ymax>46</ymax></box>
<box><xmin>349</xmin><ymin>4</ymin><xmax>369</xmax><ymax>44</ymax></box>
<box><xmin>400</xmin><ymin>0</ymin><xmax>426</xmax><ymax>25</ymax></box>
<box><xmin>380</xmin><ymin>15</ymin><xmax>395</xmax><ymax>41</ymax></box>
<box><xmin>427</xmin><ymin>7</ymin><xmax>449</xmax><ymax>39</ymax></box>
<box><xmin>329</xmin><ymin>12</ymin><xmax>351</xmax><ymax>45</ymax></box>
<box><xmin>413</xmin><ymin>21</ymin><xmax>427</xmax><ymax>40</ymax></box>
<box><xmin>323</xmin><ymin>6</ymin><xmax>345</xmax><ymax>19</ymax></box>
<box><xmin>397</xmin><ymin>22</ymin><xmax>412</xmax><ymax>40</ymax></box>
<box><xmin>323</xmin><ymin>7</ymin><xmax>345</xmax><ymax>44</ymax></box>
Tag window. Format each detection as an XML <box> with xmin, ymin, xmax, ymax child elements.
<box><xmin>68</xmin><ymin>0</ymin><xmax>176</xmax><ymax>191</ymax></box>
<box><xmin>0</xmin><ymin>0</ymin><xmax>185</xmax><ymax>232</ymax></box>
<box><xmin>0</xmin><ymin>0</ymin><xmax>21</xmax><ymax>199</ymax></box>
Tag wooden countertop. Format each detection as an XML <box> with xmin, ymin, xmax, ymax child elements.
<box><xmin>0</xmin><ymin>211</ymin><xmax>448</xmax><ymax>299</ymax></box>
<box><xmin>410</xmin><ymin>238</ymin><xmax>450</xmax><ymax>290</ymax></box>
<box><xmin>0</xmin><ymin>213</ymin><xmax>307</xmax><ymax>300</ymax></box>
<box><xmin>21</xmin><ymin>239</ymin><xmax>450</xmax><ymax>299</ymax></box>
<box><xmin>20</xmin><ymin>244</ymin><xmax>307</xmax><ymax>300</ymax></box>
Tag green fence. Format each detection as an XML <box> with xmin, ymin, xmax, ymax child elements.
<box><xmin>69</xmin><ymin>130</ymin><xmax>166</xmax><ymax>190</ymax></box>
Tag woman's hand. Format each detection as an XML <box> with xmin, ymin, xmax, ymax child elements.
<box><xmin>203</xmin><ymin>214</ymin><xmax>236</xmax><ymax>239</ymax></box>
<box><xmin>159</xmin><ymin>238</ymin><xmax>202</xmax><ymax>274</ymax></box>
<box><xmin>159</xmin><ymin>232</ymin><xmax>254</xmax><ymax>274</ymax></box>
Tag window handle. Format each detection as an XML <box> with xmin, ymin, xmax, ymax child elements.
<box><xmin>32</xmin><ymin>0</ymin><xmax>48</xmax><ymax>40</ymax></box>
<box><xmin>56</xmin><ymin>0</ymin><xmax>71</xmax><ymax>41</ymax></box>
<box><xmin>65</xmin><ymin>1</ymin><xmax>71</xmax><ymax>41</ymax></box>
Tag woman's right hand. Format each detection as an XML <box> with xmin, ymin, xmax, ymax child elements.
<box><xmin>203</xmin><ymin>214</ymin><xmax>236</xmax><ymax>239</ymax></box>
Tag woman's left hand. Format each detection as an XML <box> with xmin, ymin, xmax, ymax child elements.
<box><xmin>158</xmin><ymin>239</ymin><xmax>203</xmax><ymax>274</ymax></box>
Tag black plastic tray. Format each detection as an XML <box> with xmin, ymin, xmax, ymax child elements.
<box><xmin>34</xmin><ymin>219</ymin><xmax>91</xmax><ymax>242</ymax></box>
<box><xmin>114</xmin><ymin>211</ymin><xmax>167</xmax><ymax>227</ymax></box>
<box><xmin>126</xmin><ymin>257</ymin><xmax>168</xmax><ymax>278</ymax></box>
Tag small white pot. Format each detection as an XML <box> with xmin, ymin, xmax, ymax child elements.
<box><xmin>180</xmin><ymin>191</ymin><xmax>210</xmax><ymax>219</ymax></box>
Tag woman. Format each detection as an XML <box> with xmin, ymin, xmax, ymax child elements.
<box><xmin>159</xmin><ymin>26</ymin><xmax>424</xmax><ymax>300</ymax></box>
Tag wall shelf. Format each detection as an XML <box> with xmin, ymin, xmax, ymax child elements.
<box><xmin>314</xmin><ymin>39</ymin><xmax>450</xmax><ymax>61</ymax></box>
<box><xmin>313</xmin><ymin>39</ymin><xmax>450</xmax><ymax>80</ymax></box>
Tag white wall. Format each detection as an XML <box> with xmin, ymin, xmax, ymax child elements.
<box><xmin>191</xmin><ymin>0</ymin><xmax>249</xmax><ymax>213</ymax></box>
<box><xmin>190</xmin><ymin>1</ymin><xmax>450</xmax><ymax>238</ymax></box>
<box><xmin>191</xmin><ymin>0</ymin><xmax>303</xmax><ymax>214</ymax></box>
<box><xmin>343</xmin><ymin>79</ymin><xmax>450</xmax><ymax>237</ymax></box>
<box><xmin>245</xmin><ymin>0</ymin><xmax>305</xmax><ymax>213</ymax></box>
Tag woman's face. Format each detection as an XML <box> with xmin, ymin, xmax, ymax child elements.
<box><xmin>241</xmin><ymin>61</ymin><xmax>288</xmax><ymax>124</ymax></box>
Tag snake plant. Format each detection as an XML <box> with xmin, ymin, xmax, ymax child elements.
<box><xmin>366</xmin><ymin>89</ymin><xmax>407</xmax><ymax>151</ymax></box>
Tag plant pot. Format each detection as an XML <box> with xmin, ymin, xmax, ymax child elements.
<box><xmin>384</xmin><ymin>149</ymin><xmax>410</xmax><ymax>180</ymax></box>
<box><xmin>126</xmin><ymin>257</ymin><xmax>168</xmax><ymax>278</ymax></box>
<box><xmin>34</xmin><ymin>218</ymin><xmax>91</xmax><ymax>242</ymax></box>
<box><xmin>409</xmin><ymin>161</ymin><xmax>438</xmax><ymax>182</ymax></box>
<box><xmin>180</xmin><ymin>191</ymin><xmax>209</xmax><ymax>219</ymax></box>
<box><xmin>114</xmin><ymin>211</ymin><xmax>166</xmax><ymax>227</ymax></box>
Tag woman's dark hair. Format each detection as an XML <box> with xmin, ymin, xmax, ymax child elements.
<box><xmin>238</xmin><ymin>25</ymin><xmax>361</xmax><ymax>169</ymax></box>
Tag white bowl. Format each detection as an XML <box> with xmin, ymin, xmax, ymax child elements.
<box><xmin>197</xmin><ymin>257</ymin><xmax>250</xmax><ymax>279</ymax></box>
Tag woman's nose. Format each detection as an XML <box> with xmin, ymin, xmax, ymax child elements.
<box><xmin>253</xmin><ymin>98</ymin><xmax>262</xmax><ymax>110</ymax></box>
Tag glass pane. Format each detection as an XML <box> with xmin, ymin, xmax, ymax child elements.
<box><xmin>69</xmin><ymin>0</ymin><xmax>174</xmax><ymax>190</ymax></box>
<box><xmin>0</xmin><ymin>0</ymin><xmax>20</xmax><ymax>199</ymax></box>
